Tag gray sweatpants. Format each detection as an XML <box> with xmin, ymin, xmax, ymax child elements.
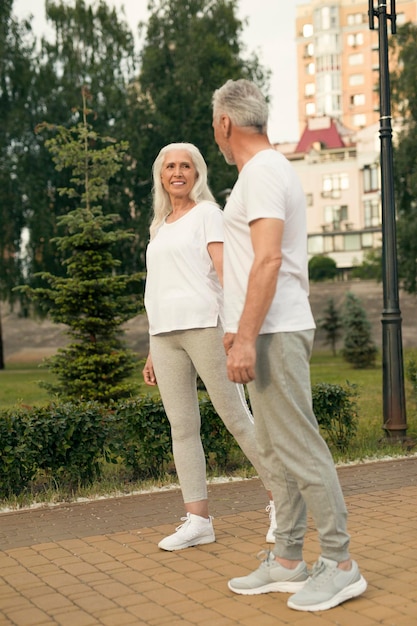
<box><xmin>248</xmin><ymin>330</ymin><xmax>350</xmax><ymax>562</ymax></box>
<box><xmin>149</xmin><ymin>325</ymin><xmax>271</xmax><ymax>503</ymax></box>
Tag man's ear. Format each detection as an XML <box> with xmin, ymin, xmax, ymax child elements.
<box><xmin>221</xmin><ymin>114</ymin><xmax>232</xmax><ymax>138</ymax></box>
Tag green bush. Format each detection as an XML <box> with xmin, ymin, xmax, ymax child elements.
<box><xmin>113</xmin><ymin>393</ymin><xmax>241</xmax><ymax>479</ymax></box>
<box><xmin>312</xmin><ymin>382</ymin><xmax>359</xmax><ymax>452</ymax></box>
<box><xmin>0</xmin><ymin>411</ymin><xmax>39</xmax><ymax>498</ymax></box>
<box><xmin>406</xmin><ymin>358</ymin><xmax>417</xmax><ymax>400</ymax></box>
<box><xmin>113</xmin><ymin>396</ymin><xmax>173</xmax><ymax>479</ymax></box>
<box><xmin>0</xmin><ymin>402</ymin><xmax>112</xmax><ymax>498</ymax></box>
<box><xmin>0</xmin><ymin>384</ymin><xmax>361</xmax><ymax>500</ymax></box>
<box><xmin>309</xmin><ymin>255</ymin><xmax>338</xmax><ymax>281</ymax></box>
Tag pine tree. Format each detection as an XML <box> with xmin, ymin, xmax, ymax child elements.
<box><xmin>18</xmin><ymin>88</ymin><xmax>143</xmax><ymax>403</ymax></box>
<box><xmin>342</xmin><ymin>292</ymin><xmax>378</xmax><ymax>369</ymax></box>
<box><xmin>318</xmin><ymin>298</ymin><xmax>343</xmax><ymax>356</ymax></box>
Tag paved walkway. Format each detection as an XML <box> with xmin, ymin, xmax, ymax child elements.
<box><xmin>0</xmin><ymin>457</ymin><xmax>417</xmax><ymax>625</ymax></box>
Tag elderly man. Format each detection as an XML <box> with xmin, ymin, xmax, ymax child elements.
<box><xmin>212</xmin><ymin>78</ymin><xmax>367</xmax><ymax>612</ymax></box>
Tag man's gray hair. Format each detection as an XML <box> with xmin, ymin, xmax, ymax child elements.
<box><xmin>212</xmin><ymin>79</ymin><xmax>269</xmax><ymax>131</ymax></box>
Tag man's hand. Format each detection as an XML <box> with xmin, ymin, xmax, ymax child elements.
<box><xmin>224</xmin><ymin>333</ymin><xmax>256</xmax><ymax>383</ymax></box>
<box><xmin>142</xmin><ymin>353</ymin><xmax>157</xmax><ymax>386</ymax></box>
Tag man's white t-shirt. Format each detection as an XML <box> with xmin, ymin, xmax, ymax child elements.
<box><xmin>223</xmin><ymin>149</ymin><xmax>316</xmax><ymax>334</ymax></box>
<box><xmin>144</xmin><ymin>201</ymin><xmax>224</xmax><ymax>335</ymax></box>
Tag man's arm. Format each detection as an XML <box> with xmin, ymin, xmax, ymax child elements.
<box><xmin>225</xmin><ymin>217</ymin><xmax>283</xmax><ymax>383</ymax></box>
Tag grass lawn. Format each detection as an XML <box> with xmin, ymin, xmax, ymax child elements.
<box><xmin>0</xmin><ymin>362</ymin><xmax>54</xmax><ymax>408</ymax></box>
<box><xmin>1</xmin><ymin>351</ymin><xmax>416</xmax><ymax>421</ymax></box>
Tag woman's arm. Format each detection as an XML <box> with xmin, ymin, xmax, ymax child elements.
<box><xmin>207</xmin><ymin>241</ymin><xmax>224</xmax><ymax>287</ymax></box>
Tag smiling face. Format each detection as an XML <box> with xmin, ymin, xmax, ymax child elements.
<box><xmin>160</xmin><ymin>149</ymin><xmax>198</xmax><ymax>201</ymax></box>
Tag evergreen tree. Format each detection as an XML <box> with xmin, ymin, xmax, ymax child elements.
<box><xmin>318</xmin><ymin>298</ymin><xmax>343</xmax><ymax>356</ymax></box>
<box><xmin>342</xmin><ymin>292</ymin><xmax>378</xmax><ymax>369</ymax></box>
<box><xmin>18</xmin><ymin>89</ymin><xmax>143</xmax><ymax>403</ymax></box>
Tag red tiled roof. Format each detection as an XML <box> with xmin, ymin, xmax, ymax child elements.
<box><xmin>295</xmin><ymin>118</ymin><xmax>346</xmax><ymax>153</ymax></box>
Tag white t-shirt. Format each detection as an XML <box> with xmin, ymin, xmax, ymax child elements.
<box><xmin>144</xmin><ymin>201</ymin><xmax>224</xmax><ymax>335</ymax></box>
<box><xmin>223</xmin><ymin>149</ymin><xmax>316</xmax><ymax>334</ymax></box>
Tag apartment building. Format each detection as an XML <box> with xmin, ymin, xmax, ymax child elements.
<box><xmin>278</xmin><ymin>116</ymin><xmax>383</xmax><ymax>270</ymax></box>
<box><xmin>278</xmin><ymin>0</ymin><xmax>416</xmax><ymax>272</ymax></box>
<box><xmin>296</xmin><ymin>0</ymin><xmax>417</xmax><ymax>135</ymax></box>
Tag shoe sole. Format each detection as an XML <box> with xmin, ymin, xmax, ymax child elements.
<box><xmin>287</xmin><ymin>575</ymin><xmax>367</xmax><ymax>611</ymax></box>
<box><xmin>158</xmin><ymin>536</ymin><xmax>215</xmax><ymax>551</ymax></box>
<box><xmin>228</xmin><ymin>579</ymin><xmax>307</xmax><ymax>595</ymax></box>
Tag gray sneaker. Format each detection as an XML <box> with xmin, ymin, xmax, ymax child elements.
<box><xmin>287</xmin><ymin>556</ymin><xmax>367</xmax><ymax>611</ymax></box>
<box><xmin>228</xmin><ymin>550</ymin><xmax>308</xmax><ymax>595</ymax></box>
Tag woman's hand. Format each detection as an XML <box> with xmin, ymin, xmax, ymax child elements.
<box><xmin>142</xmin><ymin>353</ymin><xmax>157</xmax><ymax>386</ymax></box>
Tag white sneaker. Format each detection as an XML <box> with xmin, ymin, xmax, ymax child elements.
<box><xmin>158</xmin><ymin>513</ymin><xmax>215</xmax><ymax>551</ymax></box>
<box><xmin>266</xmin><ymin>501</ymin><xmax>277</xmax><ymax>543</ymax></box>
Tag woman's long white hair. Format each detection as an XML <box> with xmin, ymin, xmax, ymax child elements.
<box><xmin>149</xmin><ymin>142</ymin><xmax>216</xmax><ymax>239</ymax></box>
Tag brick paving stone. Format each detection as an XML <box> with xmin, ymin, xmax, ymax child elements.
<box><xmin>1</xmin><ymin>458</ymin><xmax>417</xmax><ymax>624</ymax></box>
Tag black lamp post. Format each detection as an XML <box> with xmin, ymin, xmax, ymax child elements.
<box><xmin>369</xmin><ymin>0</ymin><xmax>407</xmax><ymax>439</ymax></box>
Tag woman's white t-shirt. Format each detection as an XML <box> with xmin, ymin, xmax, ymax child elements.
<box><xmin>144</xmin><ymin>201</ymin><xmax>224</xmax><ymax>335</ymax></box>
<box><xmin>223</xmin><ymin>149</ymin><xmax>316</xmax><ymax>334</ymax></box>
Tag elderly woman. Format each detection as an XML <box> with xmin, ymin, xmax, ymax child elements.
<box><xmin>142</xmin><ymin>142</ymin><xmax>275</xmax><ymax>551</ymax></box>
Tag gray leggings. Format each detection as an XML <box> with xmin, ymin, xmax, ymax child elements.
<box><xmin>248</xmin><ymin>330</ymin><xmax>350</xmax><ymax>562</ymax></box>
<box><xmin>149</xmin><ymin>325</ymin><xmax>271</xmax><ymax>503</ymax></box>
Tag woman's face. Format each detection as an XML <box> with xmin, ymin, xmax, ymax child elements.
<box><xmin>160</xmin><ymin>149</ymin><xmax>198</xmax><ymax>200</ymax></box>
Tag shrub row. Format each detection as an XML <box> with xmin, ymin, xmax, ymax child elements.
<box><xmin>0</xmin><ymin>383</ymin><xmax>359</xmax><ymax>499</ymax></box>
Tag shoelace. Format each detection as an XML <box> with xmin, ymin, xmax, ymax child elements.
<box><xmin>308</xmin><ymin>559</ymin><xmax>334</xmax><ymax>588</ymax></box>
<box><xmin>256</xmin><ymin>549</ymin><xmax>274</xmax><ymax>568</ymax></box>
<box><xmin>175</xmin><ymin>515</ymin><xmax>191</xmax><ymax>532</ymax></box>
<box><xmin>174</xmin><ymin>514</ymin><xmax>214</xmax><ymax>532</ymax></box>
<box><xmin>265</xmin><ymin>504</ymin><xmax>274</xmax><ymax>520</ymax></box>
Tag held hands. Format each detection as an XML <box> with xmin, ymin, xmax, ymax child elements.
<box><xmin>223</xmin><ymin>332</ymin><xmax>256</xmax><ymax>384</ymax></box>
<box><xmin>142</xmin><ymin>353</ymin><xmax>157</xmax><ymax>386</ymax></box>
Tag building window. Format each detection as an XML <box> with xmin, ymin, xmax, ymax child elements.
<box><xmin>363</xmin><ymin>164</ymin><xmax>379</xmax><ymax>192</ymax></box>
<box><xmin>303</xmin><ymin>23</ymin><xmax>313</xmax><ymax>37</ymax></box>
<box><xmin>314</xmin><ymin>5</ymin><xmax>338</xmax><ymax>31</ymax></box>
<box><xmin>350</xmin><ymin>93</ymin><xmax>365</xmax><ymax>106</ymax></box>
<box><xmin>352</xmin><ymin>113</ymin><xmax>366</xmax><ymax>127</ymax></box>
<box><xmin>347</xmin><ymin>13</ymin><xmax>364</xmax><ymax>25</ymax></box>
<box><xmin>306</xmin><ymin>102</ymin><xmax>316</xmax><ymax>116</ymax></box>
<box><xmin>364</xmin><ymin>198</ymin><xmax>381</xmax><ymax>227</ymax></box>
<box><xmin>347</xmin><ymin>33</ymin><xmax>364</xmax><ymax>47</ymax></box>
<box><xmin>362</xmin><ymin>232</ymin><xmax>374</xmax><ymax>248</ymax></box>
<box><xmin>308</xmin><ymin>236</ymin><xmax>324</xmax><ymax>254</ymax></box>
<box><xmin>315</xmin><ymin>33</ymin><xmax>340</xmax><ymax>54</ymax></box>
<box><xmin>322</xmin><ymin>173</ymin><xmax>349</xmax><ymax>197</ymax></box>
<box><xmin>305</xmin><ymin>82</ymin><xmax>315</xmax><ymax>97</ymax></box>
<box><xmin>349</xmin><ymin>73</ymin><xmax>365</xmax><ymax>86</ymax></box>
<box><xmin>306</xmin><ymin>193</ymin><xmax>314</xmax><ymax>206</ymax></box>
<box><xmin>324</xmin><ymin>205</ymin><xmax>348</xmax><ymax>230</ymax></box>
<box><xmin>305</xmin><ymin>62</ymin><xmax>315</xmax><ymax>75</ymax></box>
<box><xmin>316</xmin><ymin>54</ymin><xmax>340</xmax><ymax>72</ymax></box>
<box><xmin>304</xmin><ymin>42</ymin><xmax>314</xmax><ymax>57</ymax></box>
<box><xmin>349</xmin><ymin>53</ymin><xmax>364</xmax><ymax>66</ymax></box>
<box><xmin>344</xmin><ymin>234</ymin><xmax>361</xmax><ymax>251</ymax></box>
<box><xmin>397</xmin><ymin>13</ymin><xmax>406</xmax><ymax>26</ymax></box>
